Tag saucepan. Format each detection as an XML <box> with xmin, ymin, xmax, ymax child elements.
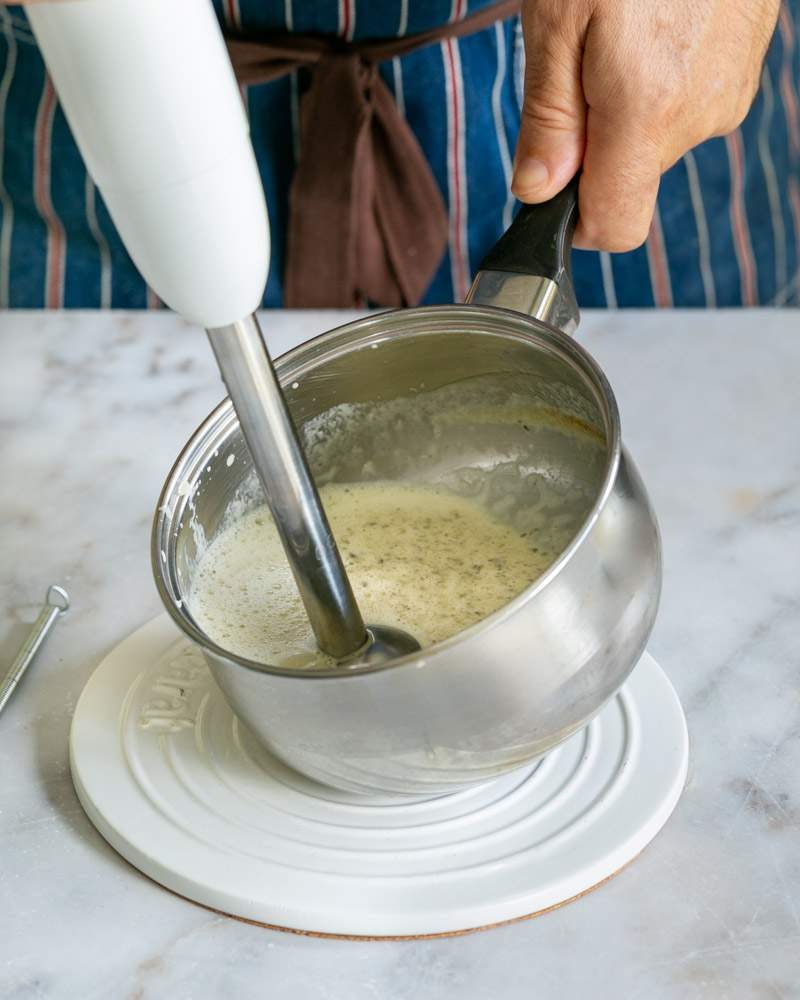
<box><xmin>152</xmin><ymin>180</ymin><xmax>661</xmax><ymax>796</ymax></box>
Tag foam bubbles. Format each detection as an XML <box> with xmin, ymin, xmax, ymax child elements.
<box><xmin>188</xmin><ymin>481</ymin><xmax>571</xmax><ymax>670</ymax></box>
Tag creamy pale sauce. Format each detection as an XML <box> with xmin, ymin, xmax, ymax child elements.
<box><xmin>188</xmin><ymin>481</ymin><xmax>565</xmax><ymax>668</ymax></box>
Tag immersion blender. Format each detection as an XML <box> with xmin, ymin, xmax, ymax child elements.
<box><xmin>26</xmin><ymin>0</ymin><xmax>418</xmax><ymax>664</ymax></box>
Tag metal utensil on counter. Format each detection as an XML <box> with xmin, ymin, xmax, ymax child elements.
<box><xmin>0</xmin><ymin>585</ymin><xmax>70</xmax><ymax>716</ymax></box>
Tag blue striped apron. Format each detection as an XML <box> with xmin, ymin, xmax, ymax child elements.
<box><xmin>0</xmin><ymin>0</ymin><xmax>798</xmax><ymax>309</ymax></box>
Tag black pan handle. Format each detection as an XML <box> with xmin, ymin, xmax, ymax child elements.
<box><xmin>477</xmin><ymin>174</ymin><xmax>579</xmax><ymax>283</ymax></box>
<box><xmin>468</xmin><ymin>175</ymin><xmax>581</xmax><ymax>333</ymax></box>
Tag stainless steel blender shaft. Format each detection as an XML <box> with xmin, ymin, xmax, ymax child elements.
<box><xmin>207</xmin><ymin>315</ymin><xmax>367</xmax><ymax>660</ymax></box>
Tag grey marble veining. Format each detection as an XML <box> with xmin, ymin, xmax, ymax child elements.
<box><xmin>0</xmin><ymin>309</ymin><xmax>798</xmax><ymax>1000</ymax></box>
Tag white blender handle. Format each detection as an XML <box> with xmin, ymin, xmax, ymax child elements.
<box><xmin>26</xmin><ymin>0</ymin><xmax>402</xmax><ymax>662</ymax></box>
<box><xmin>25</xmin><ymin>0</ymin><xmax>270</xmax><ymax>328</ymax></box>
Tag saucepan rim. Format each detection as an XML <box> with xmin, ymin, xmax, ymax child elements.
<box><xmin>152</xmin><ymin>304</ymin><xmax>622</xmax><ymax>679</ymax></box>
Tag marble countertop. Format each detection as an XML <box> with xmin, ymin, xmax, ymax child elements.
<box><xmin>1</xmin><ymin>309</ymin><xmax>798</xmax><ymax>999</ymax></box>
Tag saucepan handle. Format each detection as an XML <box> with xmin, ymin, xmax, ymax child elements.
<box><xmin>466</xmin><ymin>175</ymin><xmax>580</xmax><ymax>335</ymax></box>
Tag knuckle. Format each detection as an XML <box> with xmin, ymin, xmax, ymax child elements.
<box><xmin>580</xmin><ymin>212</ymin><xmax>652</xmax><ymax>253</ymax></box>
<box><xmin>523</xmin><ymin>0</ymin><xmax>584</xmax><ymax>39</ymax></box>
<box><xmin>736</xmin><ymin>77</ymin><xmax>759</xmax><ymax>123</ymax></box>
<box><xmin>716</xmin><ymin>91</ymin><xmax>755</xmax><ymax>136</ymax></box>
<box><xmin>605</xmin><ymin>230</ymin><xmax>650</xmax><ymax>253</ymax></box>
<box><xmin>523</xmin><ymin>1</ymin><xmax>564</xmax><ymax>36</ymax></box>
<box><xmin>634</xmin><ymin>76</ymin><xmax>684</xmax><ymax>128</ymax></box>
<box><xmin>520</xmin><ymin>94</ymin><xmax>580</xmax><ymax>134</ymax></box>
<box><xmin>599</xmin><ymin>54</ymin><xmax>684</xmax><ymax>124</ymax></box>
<box><xmin>711</xmin><ymin>72</ymin><xmax>761</xmax><ymax>137</ymax></box>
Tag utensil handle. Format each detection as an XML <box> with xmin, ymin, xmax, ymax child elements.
<box><xmin>27</xmin><ymin>0</ymin><xmax>269</xmax><ymax>330</ymax></box>
<box><xmin>478</xmin><ymin>176</ymin><xmax>579</xmax><ymax>281</ymax></box>
<box><xmin>467</xmin><ymin>176</ymin><xmax>580</xmax><ymax>334</ymax></box>
<box><xmin>0</xmin><ymin>586</ymin><xmax>69</xmax><ymax>716</ymax></box>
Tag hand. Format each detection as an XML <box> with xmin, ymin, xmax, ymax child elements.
<box><xmin>511</xmin><ymin>0</ymin><xmax>780</xmax><ymax>251</ymax></box>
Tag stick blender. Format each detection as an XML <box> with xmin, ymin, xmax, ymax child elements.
<box><xmin>27</xmin><ymin>0</ymin><xmax>690</xmax><ymax>938</ymax></box>
<box><xmin>26</xmin><ymin>0</ymin><xmax>419</xmax><ymax>665</ymax></box>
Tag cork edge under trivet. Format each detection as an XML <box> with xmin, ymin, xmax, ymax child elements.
<box><xmin>140</xmin><ymin>850</ymin><xmax>644</xmax><ymax>941</ymax></box>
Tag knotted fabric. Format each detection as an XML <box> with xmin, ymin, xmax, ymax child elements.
<box><xmin>226</xmin><ymin>0</ymin><xmax>520</xmax><ymax>307</ymax></box>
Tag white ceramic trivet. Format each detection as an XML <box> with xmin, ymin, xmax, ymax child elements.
<box><xmin>71</xmin><ymin>616</ymin><xmax>688</xmax><ymax>937</ymax></box>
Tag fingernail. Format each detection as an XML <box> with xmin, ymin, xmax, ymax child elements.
<box><xmin>512</xmin><ymin>157</ymin><xmax>549</xmax><ymax>196</ymax></box>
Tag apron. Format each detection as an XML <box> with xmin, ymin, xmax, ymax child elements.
<box><xmin>0</xmin><ymin>0</ymin><xmax>798</xmax><ymax>309</ymax></box>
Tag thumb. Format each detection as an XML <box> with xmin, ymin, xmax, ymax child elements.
<box><xmin>512</xmin><ymin>5</ymin><xmax>587</xmax><ymax>203</ymax></box>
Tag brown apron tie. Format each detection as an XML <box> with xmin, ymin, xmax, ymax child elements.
<box><xmin>226</xmin><ymin>0</ymin><xmax>521</xmax><ymax>308</ymax></box>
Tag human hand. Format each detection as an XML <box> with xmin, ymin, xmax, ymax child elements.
<box><xmin>512</xmin><ymin>0</ymin><xmax>780</xmax><ymax>251</ymax></box>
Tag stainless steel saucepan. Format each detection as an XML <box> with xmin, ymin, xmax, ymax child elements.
<box><xmin>152</xmin><ymin>180</ymin><xmax>661</xmax><ymax>797</ymax></box>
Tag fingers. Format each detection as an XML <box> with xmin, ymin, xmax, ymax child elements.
<box><xmin>512</xmin><ymin>3</ymin><xmax>587</xmax><ymax>204</ymax></box>
<box><xmin>573</xmin><ymin>108</ymin><xmax>662</xmax><ymax>251</ymax></box>
<box><xmin>515</xmin><ymin>0</ymin><xmax>773</xmax><ymax>251</ymax></box>
<box><xmin>516</xmin><ymin>3</ymin><xmax>662</xmax><ymax>250</ymax></box>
